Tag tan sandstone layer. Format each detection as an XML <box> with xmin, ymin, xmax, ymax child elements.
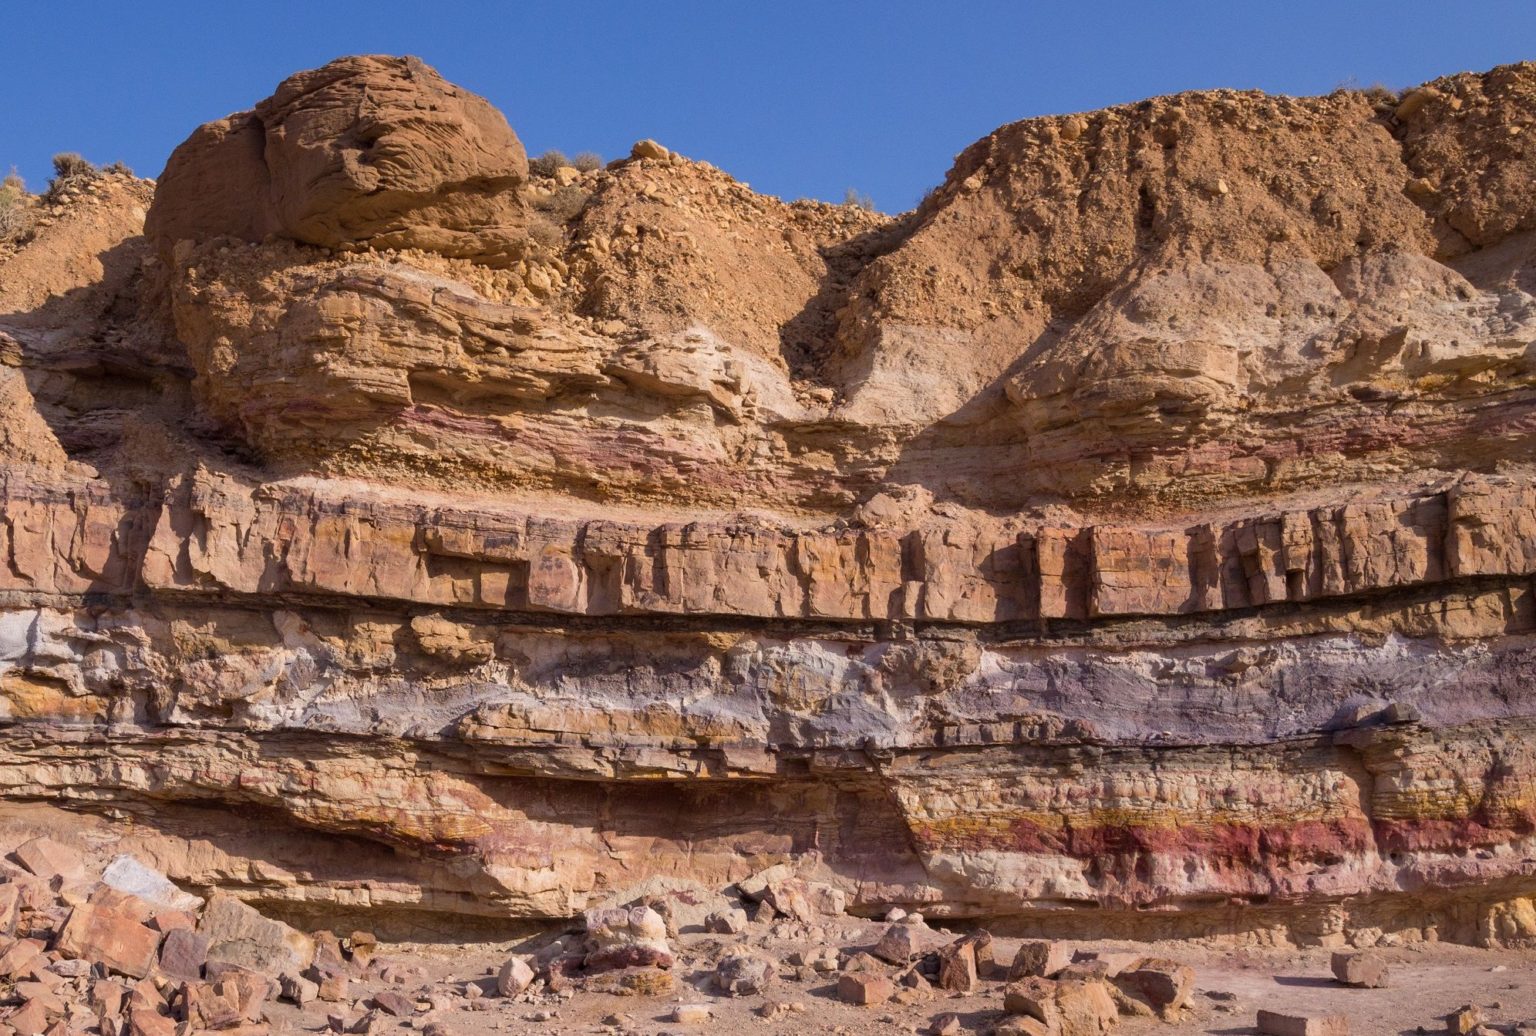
<box><xmin>3</xmin><ymin>55</ymin><xmax>1536</xmax><ymax>948</ymax></box>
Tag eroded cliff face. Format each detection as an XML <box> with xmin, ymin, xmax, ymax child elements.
<box><xmin>5</xmin><ymin>55</ymin><xmax>1536</xmax><ymax>946</ymax></box>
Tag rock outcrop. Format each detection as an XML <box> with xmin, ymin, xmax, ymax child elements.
<box><xmin>5</xmin><ymin>55</ymin><xmax>1536</xmax><ymax>948</ymax></box>
<box><xmin>145</xmin><ymin>55</ymin><xmax>528</xmax><ymax>264</ymax></box>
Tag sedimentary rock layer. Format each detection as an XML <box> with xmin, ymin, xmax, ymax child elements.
<box><xmin>4</xmin><ymin>55</ymin><xmax>1536</xmax><ymax>945</ymax></box>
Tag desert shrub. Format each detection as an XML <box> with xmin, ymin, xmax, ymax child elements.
<box><xmin>536</xmin><ymin>184</ymin><xmax>591</xmax><ymax>222</ymax></box>
<box><xmin>524</xmin><ymin>179</ymin><xmax>592</xmax><ymax>254</ymax></box>
<box><xmin>842</xmin><ymin>188</ymin><xmax>877</xmax><ymax>212</ymax></box>
<box><xmin>528</xmin><ymin>149</ymin><xmax>569</xmax><ymax>177</ymax></box>
<box><xmin>0</xmin><ymin>169</ymin><xmax>34</xmax><ymax>242</ymax></box>
<box><xmin>527</xmin><ymin>214</ymin><xmax>565</xmax><ymax>251</ymax></box>
<box><xmin>51</xmin><ymin>152</ymin><xmax>96</xmax><ymax>180</ymax></box>
<box><xmin>44</xmin><ymin>152</ymin><xmax>101</xmax><ymax>204</ymax></box>
<box><xmin>0</xmin><ymin>205</ymin><xmax>25</xmax><ymax>241</ymax></box>
<box><xmin>1333</xmin><ymin>76</ymin><xmax>1397</xmax><ymax>111</ymax></box>
<box><xmin>572</xmin><ymin>151</ymin><xmax>603</xmax><ymax>173</ymax></box>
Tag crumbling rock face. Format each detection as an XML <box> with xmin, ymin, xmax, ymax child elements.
<box><xmin>5</xmin><ymin>56</ymin><xmax>1536</xmax><ymax>947</ymax></box>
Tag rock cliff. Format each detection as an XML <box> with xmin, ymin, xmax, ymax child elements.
<box><xmin>5</xmin><ymin>54</ymin><xmax>1536</xmax><ymax>947</ymax></box>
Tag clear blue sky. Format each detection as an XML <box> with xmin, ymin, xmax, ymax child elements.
<box><xmin>4</xmin><ymin>1</ymin><xmax>1533</xmax><ymax>212</ymax></box>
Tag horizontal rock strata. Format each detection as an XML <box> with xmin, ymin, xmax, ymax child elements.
<box><xmin>7</xmin><ymin>468</ymin><xmax>1536</xmax><ymax>624</ymax></box>
<box><xmin>4</xmin><ymin>56</ymin><xmax>1536</xmax><ymax>946</ymax></box>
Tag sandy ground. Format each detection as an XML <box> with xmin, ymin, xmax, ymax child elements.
<box><xmin>263</xmin><ymin>931</ymin><xmax>1535</xmax><ymax>1036</ymax></box>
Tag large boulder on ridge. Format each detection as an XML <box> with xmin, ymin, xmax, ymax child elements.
<box><xmin>146</xmin><ymin>54</ymin><xmax>527</xmax><ymax>263</ymax></box>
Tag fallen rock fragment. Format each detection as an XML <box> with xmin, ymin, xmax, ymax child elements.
<box><xmin>901</xmin><ymin>964</ymin><xmax>932</xmax><ymax>990</ymax></box>
<box><xmin>838</xmin><ymin>971</ymin><xmax>894</xmax><ymax>1005</ymax></box>
<box><xmin>703</xmin><ymin>907</ymin><xmax>748</xmax><ymax>934</ymax></box>
<box><xmin>670</xmin><ymin>1003</ymin><xmax>711</xmax><ymax>1023</ymax></box>
<box><xmin>157</xmin><ymin>928</ymin><xmax>209</xmax><ymax>981</ymax></box>
<box><xmin>128</xmin><ymin>1006</ymin><xmax>174</xmax><ymax>1036</ymax></box>
<box><xmin>9</xmin><ymin>997</ymin><xmax>51</xmax><ymax>1036</ymax></box>
<box><xmin>875</xmin><ymin>922</ymin><xmax>925</xmax><ymax>963</ymax></box>
<box><xmin>199</xmin><ymin>896</ymin><xmax>313</xmax><ymax>976</ymax></box>
<box><xmin>347</xmin><ymin>930</ymin><xmax>377</xmax><ymax>967</ymax></box>
<box><xmin>180</xmin><ymin>979</ymin><xmax>242</xmax><ymax>1030</ymax></box>
<box><xmin>1013</xmin><ymin>940</ymin><xmax>1072</xmax><ymax>979</ymax></box>
<box><xmin>56</xmin><ymin>903</ymin><xmax>161</xmax><ymax>979</ymax></box>
<box><xmin>762</xmin><ymin>877</ymin><xmax>818</xmax><ymax>922</ymax></box>
<box><xmin>0</xmin><ymin>938</ymin><xmax>44</xmax><ymax>978</ymax></box>
<box><xmin>844</xmin><ymin>950</ymin><xmax>887</xmax><ymax>973</ymax></box>
<box><xmin>91</xmin><ymin>977</ymin><xmax>127</xmax><ymax>1018</ymax></box>
<box><xmin>370</xmin><ymin>990</ymin><xmax>414</xmax><ymax>1017</ymax></box>
<box><xmin>496</xmin><ymin>955</ymin><xmax>534</xmax><ymax>997</ymax></box>
<box><xmin>734</xmin><ymin>865</ymin><xmax>792</xmax><ymax>902</ymax></box>
<box><xmin>1110</xmin><ymin>957</ymin><xmax>1193</xmax><ymax>1018</ymax></box>
<box><xmin>1005</xmin><ymin>976</ymin><xmax>1059</xmax><ymax>1020</ymax></box>
<box><xmin>16</xmin><ymin>983</ymin><xmax>63</xmax><ymax>1016</ymax></box>
<box><xmin>314</xmin><ymin>970</ymin><xmax>348</xmax><ymax>1001</ymax></box>
<box><xmin>207</xmin><ymin>964</ymin><xmax>274</xmax><ymax>1020</ymax></box>
<box><xmin>968</xmin><ymin>929</ymin><xmax>995</xmax><ymax>969</ymax></box>
<box><xmin>1005</xmin><ymin>974</ymin><xmax>1119</xmax><ymax>1036</ymax></box>
<box><xmin>149</xmin><ymin>909</ymin><xmax>197</xmax><ymax>934</ymax></box>
<box><xmin>936</xmin><ymin>937</ymin><xmax>979</xmax><ymax>992</ymax></box>
<box><xmin>92</xmin><ymin>886</ymin><xmax>154</xmax><ymax>924</ymax></box>
<box><xmin>1447</xmin><ymin>1005</ymin><xmax>1484</xmax><ymax>1035</ymax></box>
<box><xmin>100</xmin><ymin>857</ymin><xmax>203</xmax><ymax>914</ymax></box>
<box><xmin>278</xmin><ymin>972</ymin><xmax>317</xmax><ymax>1005</ymax></box>
<box><xmin>1257</xmin><ymin>1009</ymin><xmax>1349</xmax><ymax>1036</ymax></box>
<box><xmin>712</xmin><ymin>950</ymin><xmax>775</xmax><ymax>996</ymax></box>
<box><xmin>12</xmin><ymin>838</ymin><xmax>86</xmax><ymax>884</ymax></box>
<box><xmin>1330</xmin><ymin>950</ymin><xmax>1390</xmax><ymax>988</ymax></box>
<box><xmin>1054</xmin><ymin>977</ymin><xmax>1118</xmax><ymax>1036</ymax></box>
<box><xmin>127</xmin><ymin>978</ymin><xmax>165</xmax><ymax>1013</ymax></box>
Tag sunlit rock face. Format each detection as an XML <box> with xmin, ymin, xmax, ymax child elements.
<box><xmin>5</xmin><ymin>55</ymin><xmax>1536</xmax><ymax>945</ymax></box>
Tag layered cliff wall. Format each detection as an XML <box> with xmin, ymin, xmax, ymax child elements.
<box><xmin>4</xmin><ymin>55</ymin><xmax>1536</xmax><ymax>946</ymax></box>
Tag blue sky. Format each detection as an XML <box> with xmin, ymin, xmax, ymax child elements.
<box><xmin>4</xmin><ymin>1</ymin><xmax>1533</xmax><ymax>212</ymax></box>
